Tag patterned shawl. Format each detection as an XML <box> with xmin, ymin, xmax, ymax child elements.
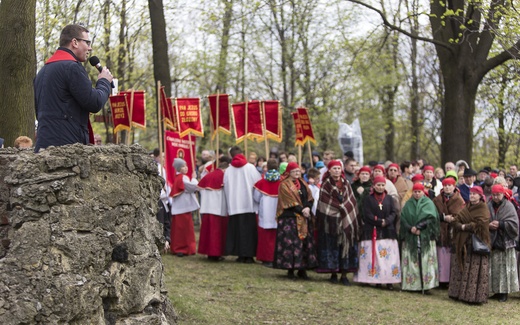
<box><xmin>452</xmin><ymin>201</ymin><xmax>490</xmax><ymax>271</ymax></box>
<box><xmin>317</xmin><ymin>175</ymin><xmax>359</xmax><ymax>258</ymax></box>
<box><xmin>488</xmin><ymin>199</ymin><xmax>519</xmax><ymax>250</ymax></box>
<box><xmin>277</xmin><ymin>177</ymin><xmax>313</xmax><ymax>239</ymax></box>
<box><xmin>433</xmin><ymin>189</ymin><xmax>465</xmax><ymax>246</ymax></box>
<box><xmin>400</xmin><ymin>195</ymin><xmax>440</xmax><ymax>262</ymax></box>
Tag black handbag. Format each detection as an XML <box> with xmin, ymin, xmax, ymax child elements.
<box><xmin>472</xmin><ymin>234</ymin><xmax>490</xmax><ymax>255</ymax></box>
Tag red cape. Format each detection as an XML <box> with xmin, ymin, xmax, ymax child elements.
<box><xmin>231</xmin><ymin>154</ymin><xmax>247</xmax><ymax>168</ymax></box>
<box><xmin>171</xmin><ymin>173</ymin><xmax>185</xmax><ymax>197</ymax></box>
<box><xmin>254</xmin><ymin>178</ymin><xmax>281</xmax><ymax>197</ymax></box>
<box><xmin>198</xmin><ymin>169</ymin><xmax>224</xmax><ymax>190</ymax></box>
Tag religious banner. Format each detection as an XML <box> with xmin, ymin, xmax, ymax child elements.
<box><xmin>164</xmin><ymin>130</ymin><xmax>196</xmax><ymax>191</ymax></box>
<box><xmin>296</xmin><ymin>107</ymin><xmax>316</xmax><ymax>145</ymax></box>
<box><xmin>291</xmin><ymin>111</ymin><xmax>304</xmax><ymax>146</ymax></box>
<box><xmin>120</xmin><ymin>90</ymin><xmax>146</xmax><ymax>129</ymax></box>
<box><xmin>160</xmin><ymin>86</ymin><xmax>177</xmax><ymax>131</ymax></box>
<box><xmin>109</xmin><ymin>94</ymin><xmax>131</xmax><ymax>133</ymax></box>
<box><xmin>231</xmin><ymin>100</ymin><xmax>264</xmax><ymax>143</ymax></box>
<box><xmin>208</xmin><ymin>93</ymin><xmax>231</xmax><ymax>139</ymax></box>
<box><xmin>263</xmin><ymin>100</ymin><xmax>282</xmax><ymax>142</ymax></box>
<box><xmin>176</xmin><ymin>98</ymin><xmax>204</xmax><ymax>137</ymax></box>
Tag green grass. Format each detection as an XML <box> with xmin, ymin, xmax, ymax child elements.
<box><xmin>163</xmin><ymin>231</ymin><xmax>520</xmax><ymax>324</ymax></box>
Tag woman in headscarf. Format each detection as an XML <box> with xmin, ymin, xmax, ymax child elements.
<box><xmin>354</xmin><ymin>176</ymin><xmax>401</xmax><ymax>289</ymax></box>
<box><xmin>400</xmin><ymin>183</ymin><xmax>440</xmax><ymax>292</ymax></box>
<box><xmin>487</xmin><ymin>184</ymin><xmax>519</xmax><ymax>302</ymax></box>
<box><xmin>253</xmin><ymin>158</ymin><xmax>281</xmax><ymax>267</ymax></box>
<box><xmin>449</xmin><ymin>186</ymin><xmax>490</xmax><ymax>304</ymax></box>
<box><xmin>351</xmin><ymin>166</ymin><xmax>372</xmax><ymax>205</ymax></box>
<box><xmin>316</xmin><ymin>160</ymin><xmax>360</xmax><ymax>285</ymax></box>
<box><xmin>170</xmin><ymin>158</ymin><xmax>199</xmax><ymax>256</ymax></box>
<box><xmin>432</xmin><ymin>174</ymin><xmax>465</xmax><ymax>288</ymax></box>
<box><xmin>273</xmin><ymin>162</ymin><xmax>317</xmax><ymax>279</ymax></box>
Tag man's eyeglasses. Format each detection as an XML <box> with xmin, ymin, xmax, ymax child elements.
<box><xmin>76</xmin><ymin>38</ymin><xmax>92</xmax><ymax>46</ymax></box>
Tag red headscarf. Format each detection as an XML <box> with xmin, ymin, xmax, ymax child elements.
<box><xmin>373</xmin><ymin>176</ymin><xmax>386</xmax><ymax>185</ymax></box>
<box><xmin>285</xmin><ymin>162</ymin><xmax>300</xmax><ymax>174</ymax></box>
<box><xmin>386</xmin><ymin>163</ymin><xmax>400</xmax><ymax>173</ymax></box>
<box><xmin>373</xmin><ymin>165</ymin><xmax>385</xmax><ymax>176</ymax></box>
<box><xmin>413</xmin><ymin>183</ymin><xmax>425</xmax><ymax>191</ymax></box>
<box><xmin>491</xmin><ymin>184</ymin><xmax>505</xmax><ymax>194</ymax></box>
<box><xmin>442</xmin><ymin>177</ymin><xmax>456</xmax><ymax>186</ymax></box>
<box><xmin>328</xmin><ymin>160</ymin><xmax>342</xmax><ymax>170</ymax></box>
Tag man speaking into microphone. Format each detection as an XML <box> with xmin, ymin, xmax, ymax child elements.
<box><xmin>34</xmin><ymin>24</ymin><xmax>113</xmax><ymax>152</ymax></box>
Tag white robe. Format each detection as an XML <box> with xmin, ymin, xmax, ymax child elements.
<box><xmin>224</xmin><ymin>163</ymin><xmax>262</xmax><ymax>215</ymax></box>
<box><xmin>199</xmin><ymin>188</ymin><xmax>227</xmax><ymax>217</ymax></box>
<box><xmin>308</xmin><ymin>184</ymin><xmax>320</xmax><ymax>216</ymax></box>
<box><xmin>171</xmin><ymin>175</ymin><xmax>200</xmax><ymax>215</ymax></box>
<box><xmin>157</xmin><ymin>163</ymin><xmax>171</xmax><ymax>212</ymax></box>
<box><xmin>253</xmin><ymin>189</ymin><xmax>278</xmax><ymax>229</ymax></box>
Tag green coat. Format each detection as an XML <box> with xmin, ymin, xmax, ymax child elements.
<box><xmin>400</xmin><ymin>196</ymin><xmax>440</xmax><ymax>260</ymax></box>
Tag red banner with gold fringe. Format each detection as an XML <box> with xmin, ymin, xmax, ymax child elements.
<box><xmin>119</xmin><ymin>90</ymin><xmax>146</xmax><ymax>129</ymax></box>
<box><xmin>292</xmin><ymin>111</ymin><xmax>304</xmax><ymax>146</ymax></box>
<box><xmin>296</xmin><ymin>107</ymin><xmax>316</xmax><ymax>145</ymax></box>
<box><xmin>263</xmin><ymin>100</ymin><xmax>282</xmax><ymax>142</ymax></box>
<box><xmin>232</xmin><ymin>100</ymin><xmax>264</xmax><ymax>143</ymax></box>
<box><xmin>109</xmin><ymin>94</ymin><xmax>131</xmax><ymax>133</ymax></box>
<box><xmin>176</xmin><ymin>98</ymin><xmax>204</xmax><ymax>138</ymax></box>
<box><xmin>160</xmin><ymin>87</ymin><xmax>177</xmax><ymax>131</ymax></box>
<box><xmin>208</xmin><ymin>93</ymin><xmax>231</xmax><ymax>139</ymax></box>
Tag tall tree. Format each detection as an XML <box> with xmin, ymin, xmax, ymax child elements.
<box><xmin>347</xmin><ymin>0</ymin><xmax>520</xmax><ymax>166</ymax></box>
<box><xmin>215</xmin><ymin>0</ymin><xmax>234</xmax><ymax>93</ymax></box>
<box><xmin>148</xmin><ymin>0</ymin><xmax>172</xmax><ymax>97</ymax></box>
<box><xmin>0</xmin><ymin>0</ymin><xmax>37</xmax><ymax>146</ymax></box>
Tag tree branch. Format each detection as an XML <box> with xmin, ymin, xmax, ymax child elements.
<box><xmin>346</xmin><ymin>0</ymin><xmax>455</xmax><ymax>55</ymax></box>
<box><xmin>479</xmin><ymin>40</ymin><xmax>520</xmax><ymax>78</ymax></box>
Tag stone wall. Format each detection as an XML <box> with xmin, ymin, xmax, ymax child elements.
<box><xmin>0</xmin><ymin>144</ymin><xmax>176</xmax><ymax>324</ymax></box>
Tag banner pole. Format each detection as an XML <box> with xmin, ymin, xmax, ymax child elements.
<box><xmin>126</xmin><ymin>89</ymin><xmax>135</xmax><ymax>145</ymax></box>
<box><xmin>216</xmin><ymin>91</ymin><xmax>220</xmax><ymax>167</ymax></box>
<box><xmin>307</xmin><ymin>141</ymin><xmax>313</xmax><ymax>167</ymax></box>
<box><xmin>298</xmin><ymin>144</ymin><xmax>302</xmax><ymax>166</ymax></box>
<box><xmin>245</xmin><ymin>98</ymin><xmax>249</xmax><ymax>159</ymax></box>
<box><xmin>157</xmin><ymin>81</ymin><xmax>165</xmax><ymax>170</ymax></box>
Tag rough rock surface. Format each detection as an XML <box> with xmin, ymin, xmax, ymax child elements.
<box><xmin>0</xmin><ymin>144</ymin><xmax>177</xmax><ymax>324</ymax></box>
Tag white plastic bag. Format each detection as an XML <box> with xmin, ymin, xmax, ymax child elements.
<box><xmin>338</xmin><ymin>119</ymin><xmax>363</xmax><ymax>165</ymax></box>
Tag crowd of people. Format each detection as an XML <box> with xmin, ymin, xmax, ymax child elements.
<box><xmin>5</xmin><ymin>22</ymin><xmax>519</xmax><ymax>307</ymax></box>
<box><xmin>155</xmin><ymin>147</ymin><xmax>520</xmax><ymax>305</ymax></box>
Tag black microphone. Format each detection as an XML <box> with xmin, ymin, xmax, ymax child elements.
<box><xmin>89</xmin><ymin>56</ymin><xmax>114</xmax><ymax>88</ymax></box>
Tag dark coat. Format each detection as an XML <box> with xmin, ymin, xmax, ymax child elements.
<box><xmin>34</xmin><ymin>48</ymin><xmax>111</xmax><ymax>152</ymax></box>
<box><xmin>361</xmin><ymin>191</ymin><xmax>397</xmax><ymax>241</ymax></box>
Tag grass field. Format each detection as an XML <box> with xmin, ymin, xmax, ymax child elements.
<box><xmin>163</xmin><ymin>231</ymin><xmax>520</xmax><ymax>324</ymax></box>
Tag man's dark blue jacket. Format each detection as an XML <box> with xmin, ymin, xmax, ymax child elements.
<box><xmin>34</xmin><ymin>47</ymin><xmax>111</xmax><ymax>152</ymax></box>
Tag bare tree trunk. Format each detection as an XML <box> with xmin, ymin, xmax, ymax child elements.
<box><xmin>148</xmin><ymin>0</ymin><xmax>172</xmax><ymax>97</ymax></box>
<box><xmin>102</xmin><ymin>0</ymin><xmax>114</xmax><ymax>144</ymax></box>
<box><xmin>497</xmin><ymin>72</ymin><xmax>508</xmax><ymax>168</ymax></box>
<box><xmin>430</xmin><ymin>0</ymin><xmax>519</xmax><ymax>166</ymax></box>
<box><xmin>0</xmin><ymin>0</ymin><xmax>37</xmax><ymax>146</ymax></box>
<box><xmin>407</xmin><ymin>0</ymin><xmax>420</xmax><ymax>160</ymax></box>
<box><xmin>215</xmin><ymin>0</ymin><xmax>233</xmax><ymax>93</ymax></box>
<box><xmin>148</xmin><ymin>0</ymin><xmax>172</xmax><ymax>147</ymax></box>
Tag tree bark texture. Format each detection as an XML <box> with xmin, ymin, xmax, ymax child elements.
<box><xmin>0</xmin><ymin>0</ymin><xmax>37</xmax><ymax>146</ymax></box>
<box><xmin>430</xmin><ymin>0</ymin><xmax>519</xmax><ymax>166</ymax></box>
<box><xmin>148</xmin><ymin>0</ymin><xmax>172</xmax><ymax>97</ymax></box>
